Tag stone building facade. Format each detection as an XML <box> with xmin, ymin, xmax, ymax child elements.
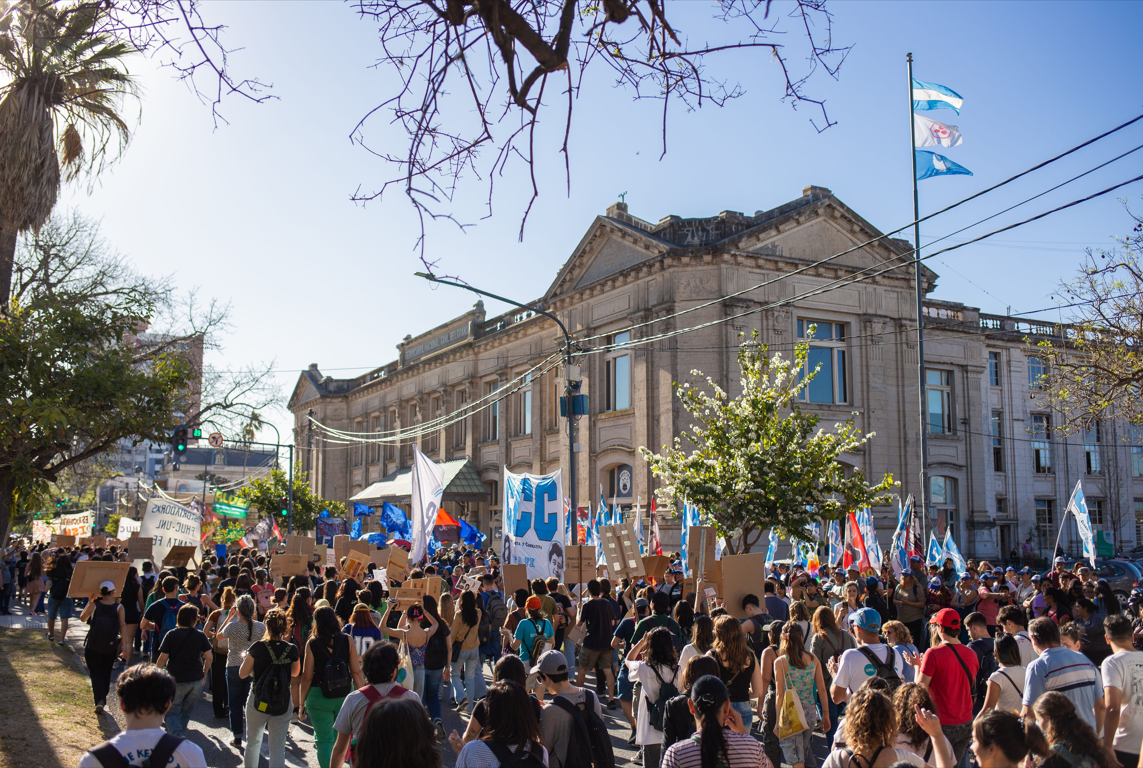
<box><xmin>289</xmin><ymin>186</ymin><xmax>1143</xmax><ymax>560</ymax></box>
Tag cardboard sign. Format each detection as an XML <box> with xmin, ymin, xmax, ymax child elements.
<box><xmin>163</xmin><ymin>545</ymin><xmax>197</xmax><ymax>568</ymax></box>
<box><xmin>642</xmin><ymin>555</ymin><xmax>671</xmax><ymax>582</ymax></box>
<box><xmin>67</xmin><ymin>561</ymin><xmax>130</xmax><ymax>598</ymax></box>
<box><xmin>341</xmin><ymin>550</ymin><xmax>370</xmax><ymax>584</ymax></box>
<box><xmin>314</xmin><ymin>544</ymin><xmax>327</xmax><ymax>564</ymax></box>
<box><xmin>286</xmin><ymin>535</ymin><xmax>315</xmax><ymax>557</ymax></box>
<box><xmin>90</xmin><ymin>535</ymin><xmax>107</xmax><ymax>549</ymax></box>
<box><xmin>77</xmin><ymin>537</ymin><xmax>92</xmax><ymax>548</ymax></box>
<box><xmin>126</xmin><ymin>537</ymin><xmax>153</xmax><ymax>563</ymax></box>
<box><xmin>688</xmin><ymin>526</ymin><xmax>718</xmax><ymax>580</ymax></box>
<box><xmin>54</xmin><ymin>534</ymin><xmax>76</xmax><ymax>548</ymax></box>
<box><xmin>347</xmin><ymin>540</ymin><xmax>371</xmax><ymax>557</ymax></box>
<box><xmin>325</xmin><ymin>546</ymin><xmax>336</xmax><ymax>569</ymax></box>
<box><xmin>333</xmin><ymin>534</ymin><xmax>350</xmax><ymax>563</ymax></box>
<box><xmin>502</xmin><ymin>563</ymin><xmax>529</xmax><ymax>597</ymax></box>
<box><xmin>372</xmin><ymin>548</ymin><xmax>391</xmax><ymax>568</ymax></box>
<box><xmin>270</xmin><ymin>554</ymin><xmax>310</xmax><ymax>580</ymax></box>
<box><xmin>719</xmin><ymin>553</ymin><xmax>763</xmax><ymax>619</ymax></box>
<box><xmin>387</xmin><ymin>547</ymin><xmax>409</xmax><ymax>576</ymax></box>
<box><xmin>373</xmin><ymin>569</ymin><xmax>389</xmax><ymax>591</ymax></box>
<box><xmin>564</xmin><ymin>545</ymin><xmax>592</xmax><ymax>585</ymax></box>
<box><xmin>106</xmin><ymin>538</ymin><xmax>123</xmax><ymax>549</ymax></box>
<box><xmin>394</xmin><ymin>584</ymin><xmax>425</xmax><ymax>607</ymax></box>
<box><xmin>601</xmin><ymin>523</ymin><xmax>644</xmax><ymax>579</ymax></box>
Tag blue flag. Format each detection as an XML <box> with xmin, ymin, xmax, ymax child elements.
<box><xmin>1067</xmin><ymin>481</ymin><xmax>1096</xmax><ymax>567</ymax></box>
<box><xmin>459</xmin><ymin>517</ymin><xmax>487</xmax><ymax>547</ymax></box>
<box><xmin>366</xmin><ymin>532</ymin><xmax>388</xmax><ymax>546</ymax></box>
<box><xmin>380</xmin><ymin>503</ymin><xmax>411</xmax><ymax>538</ymax></box>
<box><xmin>765</xmin><ymin>529</ymin><xmax>779</xmax><ymax>566</ymax></box>
<box><xmin>351</xmin><ymin>518</ymin><xmax>362</xmax><ymax>538</ymax></box>
<box><xmin>828</xmin><ymin>520</ymin><xmax>843</xmax><ymax>567</ymax></box>
<box><xmin>927</xmin><ymin>531</ymin><xmax>945</xmax><ymax>568</ymax></box>
<box><xmin>916</xmin><ymin>150</ymin><xmax>972</xmax><ymax>181</ymax></box>
<box><xmin>912</xmin><ymin>78</ymin><xmax>964</xmax><ymax>114</ymax></box>
<box><xmin>942</xmin><ymin>528</ymin><xmax>967</xmax><ymax>576</ymax></box>
<box><xmin>353</xmin><ymin>502</ymin><xmax>374</xmax><ymax>517</ymax></box>
<box><xmin>319</xmin><ymin>509</ymin><xmax>330</xmax><ymax>519</ymax></box>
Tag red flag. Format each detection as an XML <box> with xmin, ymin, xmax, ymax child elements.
<box><xmin>843</xmin><ymin>511</ymin><xmax>874</xmax><ymax>577</ymax></box>
<box><xmin>648</xmin><ymin>499</ymin><xmax>663</xmax><ymax>556</ymax></box>
<box><xmin>271</xmin><ymin>515</ymin><xmax>283</xmax><ymax>542</ymax></box>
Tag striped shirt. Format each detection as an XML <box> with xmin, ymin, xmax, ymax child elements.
<box><xmin>1023</xmin><ymin>645</ymin><xmax>1104</xmax><ymax>728</ymax></box>
<box><xmin>661</xmin><ymin>730</ymin><xmax>771</xmax><ymax>768</ymax></box>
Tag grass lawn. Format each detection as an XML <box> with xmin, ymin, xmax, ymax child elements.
<box><xmin>0</xmin><ymin>628</ymin><xmax>115</xmax><ymax>768</ymax></box>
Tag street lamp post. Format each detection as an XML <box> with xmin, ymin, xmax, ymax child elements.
<box><xmin>260</xmin><ymin>421</ymin><xmax>295</xmax><ymax>536</ymax></box>
<box><xmin>415</xmin><ymin>273</ymin><xmax>580</xmax><ymax>545</ymax></box>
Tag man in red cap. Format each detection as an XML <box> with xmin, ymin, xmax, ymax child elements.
<box><xmin>905</xmin><ymin>607</ymin><xmax>978</xmax><ymax>766</ymax></box>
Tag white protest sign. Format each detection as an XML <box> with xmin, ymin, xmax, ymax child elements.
<box><xmin>58</xmin><ymin>511</ymin><xmax>94</xmax><ymax>537</ymax></box>
<box><xmin>116</xmin><ymin>517</ymin><xmax>142</xmax><ymax>536</ymax></box>
<box><xmin>140</xmin><ymin>498</ymin><xmax>201</xmax><ymax>568</ymax></box>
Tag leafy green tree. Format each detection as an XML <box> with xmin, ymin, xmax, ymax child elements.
<box><xmin>238</xmin><ymin>465</ymin><xmax>344</xmax><ymax>535</ymax></box>
<box><xmin>640</xmin><ymin>330</ymin><xmax>896</xmax><ymax>555</ymax></box>
<box><xmin>107</xmin><ymin>512</ymin><xmax>122</xmax><ymax>537</ymax></box>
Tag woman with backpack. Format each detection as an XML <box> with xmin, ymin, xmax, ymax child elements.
<box><xmin>79</xmin><ymin>581</ymin><xmax>126</xmax><ymax>713</ymax></box>
<box><xmin>449</xmin><ymin>590</ymin><xmax>485</xmax><ymax>714</ymax></box>
<box><xmin>238</xmin><ymin>607</ymin><xmax>300</xmax><ymax>768</ymax></box>
<box><xmin>663</xmin><ymin>654</ymin><xmax>723</xmax><ymax>751</ymax></box>
<box><xmin>46</xmin><ymin>550</ymin><xmax>73</xmax><ymax>643</ymax></box>
<box><xmin>509</xmin><ymin>596</ymin><xmax>553</xmax><ymax>681</ymax></box>
<box><xmin>660</xmin><ymin>675</ymin><xmax>765</xmax><ymax>768</ymax></box>
<box><xmin>454</xmin><ymin>681</ymin><xmax>547</xmax><ymax>768</ymax></box>
<box><xmin>627</xmin><ymin>626</ymin><xmax>681</xmax><ymax>768</ymax></box>
<box><xmin>421</xmin><ymin>595</ymin><xmax>452</xmax><ymax>739</ymax></box>
<box><xmin>222</xmin><ymin>594</ymin><xmax>267</xmax><ymax>750</ymax></box>
<box><xmin>809</xmin><ymin>605</ymin><xmax>854</xmax><ymax>749</ymax></box>
<box><xmin>287</xmin><ymin>587</ymin><xmax>314</xmax><ymax>723</ymax></box>
<box><xmin>205</xmin><ymin>586</ymin><xmax>238</xmax><ymax>720</ymax></box>
<box><xmin>300</xmin><ymin>605</ymin><xmax>365</xmax><ymax>768</ymax></box>
<box><xmin>119</xmin><ymin>567</ymin><xmax>144</xmax><ymax>667</ymax></box>
<box><xmin>773</xmin><ymin>622</ymin><xmax>829</xmax><ymax>768</ymax></box>
<box><xmin>710</xmin><ymin>614</ymin><xmax>765</xmax><ymax>729</ymax></box>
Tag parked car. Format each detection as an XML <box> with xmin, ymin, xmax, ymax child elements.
<box><xmin>1047</xmin><ymin>558</ymin><xmax>1143</xmax><ymax>599</ymax></box>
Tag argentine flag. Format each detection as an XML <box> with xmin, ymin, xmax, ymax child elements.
<box><xmin>916</xmin><ymin>151</ymin><xmax>972</xmax><ymax>181</ymax></box>
<box><xmin>1066</xmin><ymin>481</ymin><xmax>1097</xmax><ymax>567</ymax></box>
<box><xmin>926</xmin><ymin>530</ymin><xmax>944</xmax><ymax>567</ymax></box>
<box><xmin>912</xmin><ymin>78</ymin><xmax>964</xmax><ymax>114</ymax></box>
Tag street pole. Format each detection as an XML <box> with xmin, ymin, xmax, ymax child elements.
<box><xmin>415</xmin><ymin>272</ymin><xmax>579</xmax><ymax>545</ymax></box>
<box><xmin>288</xmin><ymin>445</ymin><xmax>294</xmax><ymax>535</ymax></box>
<box><xmin>907</xmin><ymin>52</ymin><xmax>931</xmax><ymax>545</ymax></box>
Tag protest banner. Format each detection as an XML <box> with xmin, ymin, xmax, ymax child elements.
<box><xmin>372</xmin><ymin>548</ymin><xmax>391</xmax><ymax>568</ymax></box>
<box><xmin>372</xmin><ymin>569</ymin><xmax>389</xmax><ymax>591</ymax></box>
<box><xmin>601</xmin><ymin>522</ymin><xmax>645</xmax><ymax>579</ymax></box>
<box><xmin>502</xmin><ymin>469</ymin><xmax>565</xmax><ymax>582</ymax></box>
<box><xmin>314</xmin><ymin>544</ymin><xmax>327</xmax><ymax>564</ymax></box>
<box><xmin>32</xmin><ymin>519</ymin><xmax>58</xmax><ymax>544</ymax></box>
<box><xmin>286</xmin><ymin>535</ymin><xmax>315</xmax><ymax>557</ymax></box>
<box><xmin>333</xmin><ymin>534</ymin><xmax>350</xmax><ymax>563</ymax></box>
<box><xmin>116</xmin><ymin>517</ymin><xmax>141</xmax><ymax>536</ymax></box>
<box><xmin>271</xmin><ymin>555</ymin><xmax>310</xmax><ymax>580</ymax></box>
<box><xmin>59</xmin><ymin>511</ymin><xmax>94</xmax><ymax>537</ymax></box>
<box><xmin>341</xmin><ymin>550</ymin><xmax>370</xmax><ymax>583</ymax></box>
<box><xmin>140</xmin><ymin>499</ymin><xmax>201</xmax><ymax>568</ymax></box>
<box><xmin>67</xmin><ymin>561</ymin><xmax>131</xmax><ymax>598</ymax></box>
<box><xmin>502</xmin><ymin>563</ymin><xmax>529</xmax><ymax>597</ymax></box>
<box><xmin>394</xmin><ymin>583</ymin><xmax>424</xmax><ymax>607</ymax></box>
<box><xmin>387</xmin><ymin>547</ymin><xmax>409</xmax><ymax>577</ymax></box>
<box><xmin>347</xmin><ymin>540</ymin><xmax>371</xmax><ymax>557</ymax></box>
<box><xmin>90</xmin><ymin>535</ymin><xmax>107</xmax><ymax>549</ymax></box>
<box><xmin>126</xmin><ymin>536</ymin><xmax>153</xmax><ymax>564</ymax></box>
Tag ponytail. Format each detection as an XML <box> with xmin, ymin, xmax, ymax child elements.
<box><xmin>690</xmin><ymin>675</ymin><xmax>731</xmax><ymax>768</ymax></box>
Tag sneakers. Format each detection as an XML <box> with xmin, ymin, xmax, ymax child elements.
<box><xmin>291</xmin><ymin>709</ymin><xmax>301</xmax><ymax>725</ymax></box>
<box><xmin>606</xmin><ymin>698</ymin><xmax>620</xmax><ymax>710</ymax></box>
<box><xmin>95</xmin><ymin>704</ymin><xmax>105</xmax><ymax>715</ymax></box>
<box><xmin>229</xmin><ymin>737</ymin><xmax>242</xmax><ymax>749</ymax></box>
<box><xmin>58</xmin><ymin>639</ymin><xmax>66</xmax><ymax>646</ymax></box>
<box><xmin>454</xmin><ymin>697</ymin><xmax>468</xmax><ymax>711</ymax></box>
<box><xmin>434</xmin><ymin>719</ymin><xmax>446</xmax><ymax>740</ymax></box>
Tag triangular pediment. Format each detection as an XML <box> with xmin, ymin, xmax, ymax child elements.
<box><xmin>544</xmin><ymin>217</ymin><xmax>665</xmax><ymax>302</ymax></box>
<box><xmin>288</xmin><ymin>373</ymin><xmax>322</xmax><ymax>409</ymax></box>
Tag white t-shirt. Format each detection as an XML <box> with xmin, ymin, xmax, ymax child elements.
<box><xmin>77</xmin><ymin>729</ymin><xmax>207</xmax><ymax>767</ymax></box>
<box><xmin>1012</xmin><ymin>632</ymin><xmax>1037</xmax><ymax>668</ymax></box>
<box><xmin>988</xmin><ymin>665</ymin><xmax>1027</xmax><ymax>713</ymax></box>
<box><xmin>831</xmin><ymin>643</ymin><xmax>907</xmax><ymax>701</ymax></box>
<box><xmin>678</xmin><ymin>643</ymin><xmax>702</xmax><ymax>672</ymax></box>
<box><xmin>823</xmin><ymin>747</ymin><xmax>924</xmax><ymax>768</ymax></box>
<box><xmin>1102</xmin><ymin>650</ymin><xmax>1143</xmax><ymax>753</ymax></box>
<box><xmin>627</xmin><ymin>660</ymin><xmax>678</xmax><ymax>745</ymax></box>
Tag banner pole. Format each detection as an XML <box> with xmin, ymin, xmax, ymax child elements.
<box><xmin>907</xmin><ymin>52</ymin><xmax>931</xmax><ymax>548</ymax></box>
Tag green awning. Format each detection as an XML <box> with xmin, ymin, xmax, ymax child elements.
<box><xmin>350</xmin><ymin>458</ymin><xmax>487</xmax><ymax>505</ymax></box>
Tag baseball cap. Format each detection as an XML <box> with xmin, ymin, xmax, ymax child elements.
<box><xmin>525</xmin><ymin>596</ymin><xmax>542</xmax><ymax>611</ymax></box>
<box><xmin>901</xmin><ymin>568</ymin><xmax>914</xmax><ymax>576</ymax></box>
<box><xmin>530</xmin><ymin>650</ymin><xmax>569</xmax><ymax>677</ymax></box>
<box><xmin>982</xmin><ymin>572</ymin><xmax>996</xmax><ymax>580</ymax></box>
<box><xmin>634</xmin><ymin>597</ymin><xmax>650</xmax><ymax>609</ymax></box>
<box><xmin>1031</xmin><ymin>574</ymin><xmax>1042</xmax><ymax>583</ymax></box>
<box><xmin>1019</xmin><ymin>567</ymin><xmax>1032</xmax><ymax>574</ymax></box>
<box><xmin>851</xmin><ymin>607</ymin><xmax>882</xmax><ymax>632</ymax></box>
<box><xmin>1005</xmin><ymin>566</ymin><xmax>1017</xmax><ymax>573</ymax></box>
<box><xmin>930</xmin><ymin>607</ymin><xmax>961</xmax><ymax>630</ymax></box>
<box><xmin>99</xmin><ymin>581</ymin><xmax>116</xmax><ymax>593</ymax></box>
<box><xmin>765</xmin><ymin>620</ymin><xmax>785</xmax><ymax>634</ymax></box>
<box><xmin>1054</xmin><ymin>556</ymin><xmax>1066</xmax><ymax>564</ymax></box>
<box><xmin>928</xmin><ymin>577</ymin><xmax>943</xmax><ymax>589</ymax></box>
<box><xmin>909</xmin><ymin>554</ymin><xmax>924</xmax><ymax>563</ymax></box>
<box><xmin>865</xmin><ymin>576</ymin><xmax>879</xmax><ymax>588</ymax></box>
<box><xmin>992</xmin><ymin>569</ymin><xmax>1004</xmax><ymax>576</ymax></box>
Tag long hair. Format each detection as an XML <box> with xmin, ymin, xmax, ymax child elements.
<box><xmin>126</xmin><ymin>566</ymin><xmax>138</xmax><ymax>585</ymax></box>
<box><xmin>842</xmin><ymin>688</ymin><xmax>897</xmax><ymax>754</ymax></box>
<box><xmin>336</xmin><ymin>577</ymin><xmax>359</xmax><ymax>603</ymax></box>
<box><xmin>780</xmin><ymin>622</ymin><xmax>809</xmax><ymax>669</ymax></box>
<box><xmin>789</xmin><ymin>602</ymin><xmax>810</xmax><ymax>623</ymax></box>
<box><xmin>235</xmin><ymin>573</ymin><xmax>254</xmax><ymax>594</ymax></box>
<box><xmin>674</xmin><ymin>600</ymin><xmax>694</xmax><ymax>634</ymax></box>
<box><xmin>423</xmin><ymin>595</ymin><xmax>443</xmax><ymax>626</ymax></box>
<box><xmin>483</xmin><ymin>681</ymin><xmax>542</xmax><ymax>748</ymax></box>
<box><xmin>812</xmin><ymin>604</ymin><xmax>839</xmax><ymax>638</ymax></box>
<box><xmin>321</xmin><ymin>581</ymin><xmax>338</xmax><ymax>604</ymax></box>
<box><xmin>647</xmin><ymin>626</ymin><xmax>678</xmax><ymax>671</ymax></box>
<box><xmin>893</xmin><ymin>683</ymin><xmax>937</xmax><ymax>750</ymax></box>
<box><xmin>1097</xmin><ymin>581</ymin><xmax>1122</xmax><ymax>615</ymax></box>
<box><xmin>682</xmin><ymin>655</ymin><xmax>721</xmax><ymax>693</ymax></box>
<box><xmin>974</xmin><ymin>709</ymin><xmax>1048</xmax><ymax>765</ymax></box>
<box><xmin>691</xmin><ymin>614</ymin><xmax>715</xmax><ymax>653</ymax></box>
<box><xmin>1033</xmin><ymin>691</ymin><xmax>1116</xmax><ymax>768</ymax></box>
<box><xmin>288</xmin><ymin>587</ymin><xmax>312</xmax><ymax>638</ymax></box>
<box><xmin>350</xmin><ymin>604</ymin><xmax>376</xmax><ymax>629</ymax></box>
<box><xmin>690</xmin><ymin>674</ymin><xmax>731</xmax><ymax>768</ymax></box>
<box><xmin>712</xmin><ymin>615</ymin><xmax>750</xmax><ymax>675</ymax></box>
<box><xmin>27</xmin><ymin>551</ymin><xmax>43</xmax><ymax>578</ymax></box>
<box><xmin>236</xmin><ymin>595</ymin><xmax>257</xmax><ymax>641</ymax></box>
<box><xmin>353</xmin><ymin>698</ymin><xmax>441</xmax><ymax>768</ymax></box>
<box><xmin>458</xmin><ymin>590</ymin><xmax>479</xmax><ymax>628</ymax></box>
<box><xmin>311</xmin><ymin>606</ymin><xmax>341</xmax><ymax>646</ymax></box>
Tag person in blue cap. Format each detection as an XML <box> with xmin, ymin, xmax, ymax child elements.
<box><xmin>1016</xmin><ymin>567</ymin><xmax>1037</xmax><ymax>607</ymax></box>
<box><xmin>827</xmin><ymin>606</ymin><xmax>905</xmax><ymax>705</ymax></box>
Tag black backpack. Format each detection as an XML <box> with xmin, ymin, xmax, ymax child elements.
<box><xmin>319</xmin><ymin>636</ymin><xmax>353</xmax><ymax>699</ymax></box>
<box><xmin>743</xmin><ymin>614</ymin><xmax>772</xmax><ymax>656</ymax></box>
<box><xmin>84</xmin><ymin>602</ymin><xmax>120</xmax><ymax>655</ymax></box>
<box><xmin>549</xmin><ymin>690</ymin><xmax>616</xmax><ymax>768</ymax></box>
<box><xmin>86</xmin><ymin>733</ymin><xmax>183</xmax><ymax>768</ymax></box>
<box><xmin>485</xmin><ymin>740</ymin><xmax>547</xmax><ymax>768</ymax></box>
<box><xmin>645</xmin><ymin>665</ymin><xmax>679</xmax><ymax>732</ymax></box>
<box><xmin>486</xmin><ymin>591</ymin><xmax>509</xmax><ymax>631</ymax></box>
<box><xmin>251</xmin><ymin>642</ymin><xmax>294</xmax><ymax>715</ymax></box>
<box><xmin>857</xmin><ymin>645</ymin><xmax>902</xmax><ymax>692</ymax></box>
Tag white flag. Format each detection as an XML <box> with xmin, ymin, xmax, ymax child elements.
<box><xmin>1066</xmin><ymin>481</ymin><xmax>1097</xmax><ymax>567</ymax></box>
<box><xmin>914</xmin><ymin>113</ymin><xmax>964</xmax><ymax>148</ymax></box>
<box><xmin>410</xmin><ymin>445</ymin><xmax>444</xmax><ymax>566</ymax></box>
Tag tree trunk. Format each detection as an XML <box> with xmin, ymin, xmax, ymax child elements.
<box><xmin>0</xmin><ymin>213</ymin><xmax>17</xmax><ymax>311</ymax></box>
<box><xmin>0</xmin><ymin>471</ymin><xmax>16</xmax><ymax>548</ymax></box>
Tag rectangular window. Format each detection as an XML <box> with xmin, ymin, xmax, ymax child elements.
<box><xmin>1134</xmin><ymin>447</ymin><xmax>1143</xmax><ymax>479</ymax></box>
<box><xmin>425</xmin><ymin>397</ymin><xmax>440</xmax><ymax>454</ymax></box>
<box><xmin>484</xmin><ymin>382</ymin><xmax>499</xmax><ymax>441</ymax></box>
<box><xmin>991</xmin><ymin>412</ymin><xmax>1004</xmax><ymax>472</ymax></box>
<box><xmin>1089</xmin><ymin>499</ymin><xmax>1104</xmax><ymax>528</ymax></box>
<box><xmin>930</xmin><ymin>476</ymin><xmax>948</xmax><ymax>505</ymax></box>
<box><xmin>1084</xmin><ymin>422</ymin><xmax>1102</xmax><ymax>475</ymax></box>
<box><xmin>369</xmin><ymin>416</ymin><xmax>381</xmax><ymax>463</ymax></box>
<box><xmin>352</xmin><ymin>422</ymin><xmax>363</xmax><ymax>467</ymax></box>
<box><xmin>1028</xmin><ymin>356</ymin><xmax>1047</xmax><ymax>389</ymax></box>
<box><xmin>523</xmin><ymin>390</ymin><xmax>532</xmax><ymax>435</ymax></box>
<box><xmin>1136</xmin><ymin>500</ymin><xmax>1143</xmax><ymax>548</ymax></box>
<box><xmin>927</xmin><ymin>369</ymin><xmax>953</xmax><ymax>434</ymax></box>
<box><xmin>1036</xmin><ymin>499</ymin><xmax>1055</xmax><ymax>546</ymax></box>
<box><xmin>988</xmin><ymin>352</ymin><xmax>1001</xmax><ymax>387</ymax></box>
<box><xmin>605</xmin><ymin>331</ymin><xmax>632</xmax><ymax>412</ymax></box>
<box><xmin>798</xmin><ymin>320</ymin><xmax>848</xmax><ymax>404</ymax></box>
<box><xmin>451</xmin><ymin>390</ymin><xmax>467</xmax><ymax>449</ymax></box>
<box><xmin>996</xmin><ymin>497</ymin><xmax>1007</xmax><ymax>517</ymax></box>
<box><xmin>1032</xmin><ymin>414</ymin><xmax>1052</xmax><ymax>474</ymax></box>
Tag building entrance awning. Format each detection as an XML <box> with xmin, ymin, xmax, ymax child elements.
<box><xmin>350</xmin><ymin>458</ymin><xmax>488</xmax><ymax>505</ymax></box>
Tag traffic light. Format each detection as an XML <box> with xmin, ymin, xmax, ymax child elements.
<box><xmin>171</xmin><ymin>425</ymin><xmax>189</xmax><ymax>460</ymax></box>
<box><xmin>279</xmin><ymin>497</ymin><xmax>289</xmax><ymax>516</ymax></box>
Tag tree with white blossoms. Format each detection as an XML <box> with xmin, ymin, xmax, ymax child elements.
<box><xmin>639</xmin><ymin>330</ymin><xmax>896</xmax><ymax>555</ymax></box>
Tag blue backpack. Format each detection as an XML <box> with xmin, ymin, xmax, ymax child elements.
<box><xmin>157</xmin><ymin>598</ymin><xmax>181</xmax><ymax>644</ymax></box>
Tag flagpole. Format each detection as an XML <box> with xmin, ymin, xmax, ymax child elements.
<box><xmin>907</xmin><ymin>53</ymin><xmax>931</xmax><ymax>548</ymax></box>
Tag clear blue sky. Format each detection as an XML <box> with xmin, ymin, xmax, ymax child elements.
<box><xmin>59</xmin><ymin>0</ymin><xmax>1143</xmax><ymax>446</ymax></box>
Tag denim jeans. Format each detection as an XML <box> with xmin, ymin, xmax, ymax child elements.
<box><xmin>450</xmin><ymin>649</ymin><xmax>485</xmax><ymax>711</ymax></box>
<box><xmin>411</xmin><ymin>665</ymin><xmax>425</xmax><ymax>698</ymax></box>
<box><xmin>245</xmin><ymin>700</ymin><xmax>291</xmax><ymax>768</ymax></box>
<box><xmin>423</xmin><ymin>666</ymin><xmax>445</xmax><ymax>721</ymax></box>
<box><xmin>824</xmin><ymin>693</ymin><xmax>840</xmax><ymax>750</ymax></box>
<box><xmin>226</xmin><ymin>666</ymin><xmax>252</xmax><ymax>739</ymax></box>
<box><xmin>731</xmin><ymin>699</ymin><xmax>754</xmax><ymax>730</ymax></box>
<box><xmin>562</xmin><ymin>637</ymin><xmax>577</xmax><ymax>677</ymax></box>
<box><xmin>165</xmin><ymin>679</ymin><xmax>202</xmax><ymax>737</ymax></box>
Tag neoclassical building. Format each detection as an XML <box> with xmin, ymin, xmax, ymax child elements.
<box><xmin>289</xmin><ymin>186</ymin><xmax>1143</xmax><ymax>559</ymax></box>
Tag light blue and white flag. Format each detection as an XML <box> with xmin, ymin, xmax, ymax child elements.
<box><xmin>857</xmin><ymin>508</ymin><xmax>884</xmax><ymax>574</ymax></box>
<box><xmin>888</xmin><ymin>497</ymin><xmax>910</xmax><ymax>576</ymax></box>
<box><xmin>827</xmin><ymin>520</ymin><xmax>843</xmax><ymax>567</ymax></box>
<box><xmin>350</xmin><ymin>517</ymin><xmax>362</xmax><ymax>538</ymax></box>
<box><xmin>912</xmin><ymin>78</ymin><xmax>964</xmax><ymax>114</ymax></box>
<box><xmin>1066</xmin><ymin>481</ymin><xmax>1097</xmax><ymax>567</ymax></box>
<box><xmin>791</xmin><ymin>535</ymin><xmax>806</xmax><ymax>567</ymax></box>
<box><xmin>914</xmin><ymin>113</ymin><xmax>964</xmax><ymax>148</ymax></box>
<box><xmin>926</xmin><ymin>530</ymin><xmax>944</xmax><ymax>568</ymax></box>
<box><xmin>942</xmin><ymin>527</ymin><xmax>967</xmax><ymax>576</ymax></box>
<box><xmin>679</xmin><ymin>503</ymin><xmax>702</xmax><ymax>576</ymax></box>
<box><xmin>765</xmin><ymin>528</ymin><xmax>779</xmax><ymax>566</ymax></box>
<box><xmin>599</xmin><ymin>487</ymin><xmax>611</xmax><ymax>527</ymax></box>
<box><xmin>633</xmin><ymin>499</ymin><xmax>645</xmax><ymax>556</ymax></box>
<box><xmin>916</xmin><ymin>150</ymin><xmax>972</xmax><ymax>181</ymax></box>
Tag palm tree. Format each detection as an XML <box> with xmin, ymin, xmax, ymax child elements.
<box><xmin>0</xmin><ymin>0</ymin><xmax>136</xmax><ymax>310</ymax></box>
